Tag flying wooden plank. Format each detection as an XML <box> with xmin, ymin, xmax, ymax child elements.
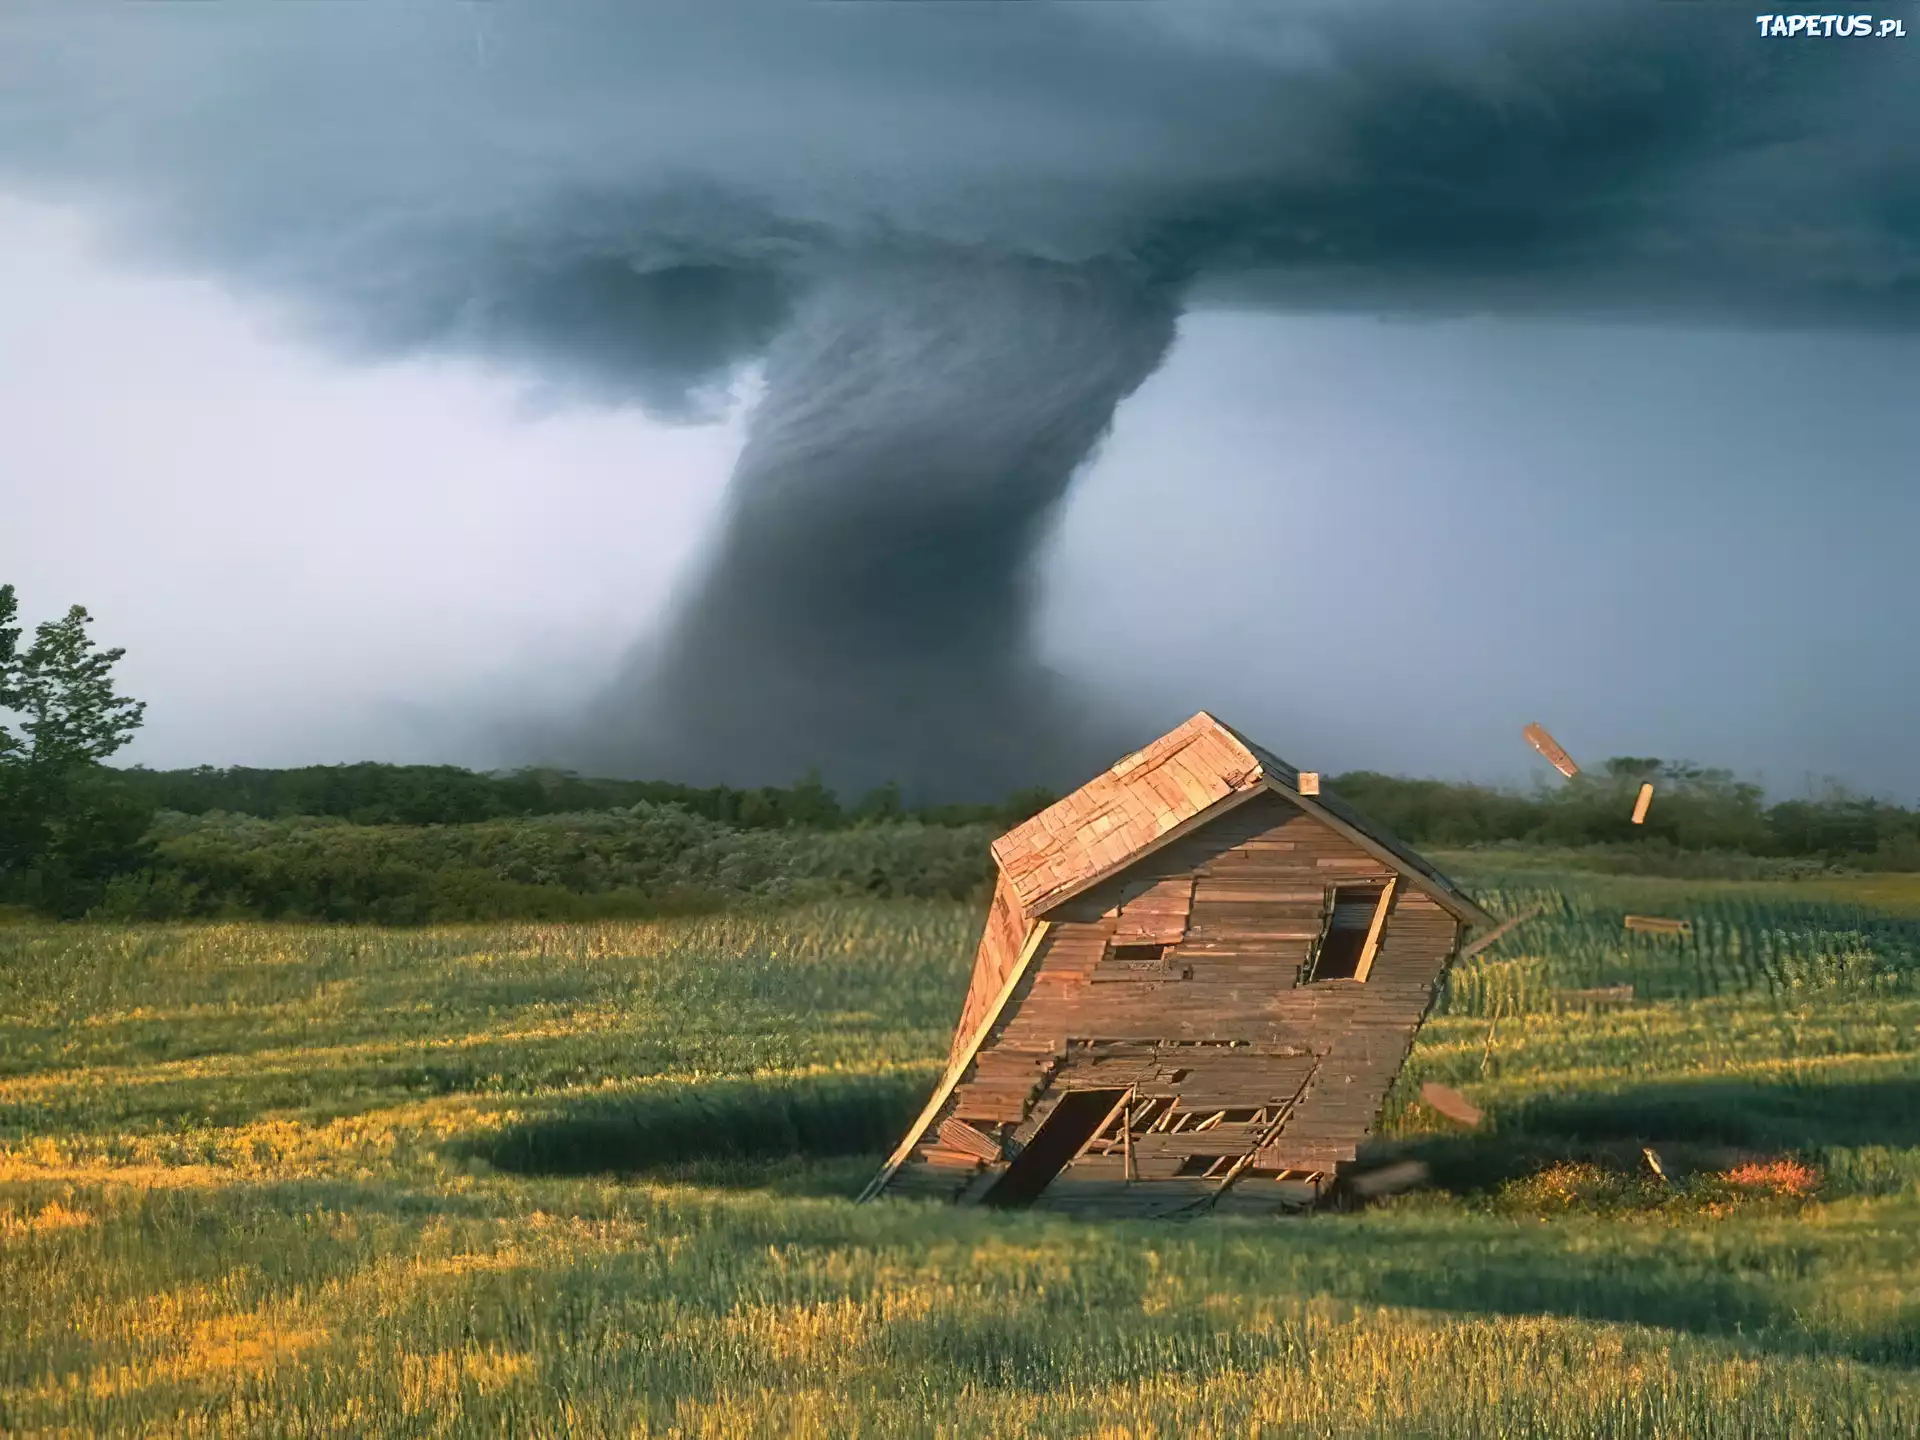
<box><xmin>1459</xmin><ymin>904</ymin><xmax>1543</xmax><ymax>959</ymax></box>
<box><xmin>1631</xmin><ymin>782</ymin><xmax>1655</xmax><ymax>824</ymax></box>
<box><xmin>1296</xmin><ymin>771</ymin><xmax>1320</xmax><ymax>796</ymax></box>
<box><xmin>1420</xmin><ymin>1082</ymin><xmax>1484</xmax><ymax>1128</ymax></box>
<box><xmin>1624</xmin><ymin>915</ymin><xmax>1691</xmax><ymax>937</ymax></box>
<box><xmin>1522</xmin><ymin>723</ymin><xmax>1580</xmax><ymax>779</ymax></box>
<box><xmin>1349</xmin><ymin>1160</ymin><xmax>1431</xmax><ymax>1198</ymax></box>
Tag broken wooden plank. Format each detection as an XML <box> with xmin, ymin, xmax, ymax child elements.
<box><xmin>1351</xmin><ymin>876</ymin><xmax>1399</xmax><ymax>984</ymax></box>
<box><xmin>1624</xmin><ymin>915</ymin><xmax>1692</xmax><ymax>937</ymax></box>
<box><xmin>1419</xmin><ymin>1082</ymin><xmax>1483</xmax><ymax>1128</ymax></box>
<box><xmin>937</xmin><ymin>1118</ymin><xmax>1003</xmax><ymax>1163</ymax></box>
<box><xmin>1522</xmin><ymin>723</ymin><xmax>1580</xmax><ymax>779</ymax></box>
<box><xmin>1459</xmin><ymin>905</ymin><xmax>1544</xmax><ymax>959</ymax></box>
<box><xmin>1554</xmin><ymin>984</ymin><xmax>1636</xmax><ymax>1009</ymax></box>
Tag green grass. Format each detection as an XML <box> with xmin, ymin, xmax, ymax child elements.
<box><xmin>2</xmin><ymin>879</ymin><xmax>1919</xmax><ymax>1436</ymax></box>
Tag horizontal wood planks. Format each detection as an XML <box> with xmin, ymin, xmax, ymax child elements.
<box><xmin>991</xmin><ymin>713</ymin><xmax>1265</xmax><ymax>915</ymax></box>
<box><xmin>882</xmin><ymin>790</ymin><xmax>1467</xmax><ymax>1209</ymax></box>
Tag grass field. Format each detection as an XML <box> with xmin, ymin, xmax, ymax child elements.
<box><xmin>3</xmin><ymin>869</ymin><xmax>1920</xmax><ymax>1436</ymax></box>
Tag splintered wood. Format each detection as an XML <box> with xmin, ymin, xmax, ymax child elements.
<box><xmin>937</xmin><ymin>1119</ymin><xmax>1002</xmax><ymax>1162</ymax></box>
<box><xmin>1624</xmin><ymin>915</ymin><xmax>1692</xmax><ymax>937</ymax></box>
<box><xmin>1297</xmin><ymin>771</ymin><xmax>1320</xmax><ymax>796</ymax></box>
<box><xmin>1419</xmin><ymin>1082</ymin><xmax>1483</xmax><ymax>1128</ymax></box>
<box><xmin>1631</xmin><ymin>782</ymin><xmax>1655</xmax><ymax>825</ymax></box>
<box><xmin>1522</xmin><ymin>723</ymin><xmax>1580</xmax><ymax>779</ymax></box>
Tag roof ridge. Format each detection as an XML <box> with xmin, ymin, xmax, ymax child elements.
<box><xmin>991</xmin><ymin>710</ymin><xmax>1493</xmax><ymax>928</ymax></box>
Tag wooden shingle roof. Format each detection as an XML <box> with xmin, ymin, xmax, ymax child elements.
<box><xmin>992</xmin><ymin>712</ymin><xmax>1494</xmax><ymax>928</ymax></box>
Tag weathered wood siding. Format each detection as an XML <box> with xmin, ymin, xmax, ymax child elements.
<box><xmin>991</xmin><ymin>714</ymin><xmax>1265</xmax><ymax>914</ymax></box>
<box><xmin>883</xmin><ymin>790</ymin><xmax>1464</xmax><ymax>1210</ymax></box>
<box><xmin>947</xmin><ymin>870</ymin><xmax>1033</xmax><ymax>1065</ymax></box>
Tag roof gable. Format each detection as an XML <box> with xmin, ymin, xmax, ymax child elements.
<box><xmin>993</xmin><ymin>712</ymin><xmax>1493</xmax><ymax>928</ymax></box>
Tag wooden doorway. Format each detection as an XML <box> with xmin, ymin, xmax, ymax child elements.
<box><xmin>981</xmin><ymin>1088</ymin><xmax>1131</xmax><ymax>1209</ymax></box>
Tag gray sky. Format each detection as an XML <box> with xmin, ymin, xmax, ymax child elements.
<box><xmin>0</xmin><ymin>4</ymin><xmax>1914</xmax><ymax>800</ymax></box>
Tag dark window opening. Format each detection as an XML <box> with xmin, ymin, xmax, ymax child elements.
<box><xmin>1307</xmin><ymin>884</ymin><xmax>1387</xmax><ymax>982</ymax></box>
<box><xmin>1111</xmin><ymin>943</ymin><xmax>1167</xmax><ymax>963</ymax></box>
<box><xmin>981</xmin><ymin>1089</ymin><xmax>1131</xmax><ymax>1209</ymax></box>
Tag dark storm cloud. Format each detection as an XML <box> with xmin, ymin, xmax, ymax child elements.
<box><xmin>1</xmin><ymin>2</ymin><xmax>1912</xmax><ymax>793</ymax></box>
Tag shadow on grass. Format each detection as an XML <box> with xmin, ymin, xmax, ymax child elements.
<box><xmin>467</xmin><ymin>1069</ymin><xmax>936</xmax><ymax>1191</ymax></box>
<box><xmin>1384</xmin><ymin>1076</ymin><xmax>1920</xmax><ymax>1199</ymax></box>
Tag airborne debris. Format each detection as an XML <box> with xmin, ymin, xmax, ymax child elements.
<box><xmin>1631</xmin><ymin>782</ymin><xmax>1655</xmax><ymax>824</ymax></box>
<box><xmin>1522</xmin><ymin>724</ymin><xmax>1581</xmax><ymax>779</ymax></box>
<box><xmin>1554</xmin><ymin>984</ymin><xmax>1636</xmax><ymax>1010</ymax></box>
<box><xmin>1460</xmin><ymin>905</ymin><xmax>1544</xmax><ymax>959</ymax></box>
<box><xmin>1420</xmin><ymin>1082</ymin><xmax>1483</xmax><ymax>1128</ymax></box>
<box><xmin>1350</xmin><ymin>1160</ymin><xmax>1431</xmax><ymax>1198</ymax></box>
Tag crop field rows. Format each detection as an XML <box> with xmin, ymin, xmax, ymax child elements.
<box><xmin>1441</xmin><ymin>881</ymin><xmax>1920</xmax><ymax>1018</ymax></box>
<box><xmin>2</xmin><ymin>873</ymin><xmax>1919</xmax><ymax>1436</ymax></box>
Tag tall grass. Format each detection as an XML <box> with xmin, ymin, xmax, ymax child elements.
<box><xmin>3</xmin><ymin>880</ymin><xmax>1920</xmax><ymax>1435</ymax></box>
<box><xmin>1440</xmin><ymin>876</ymin><xmax>1920</xmax><ymax>1016</ymax></box>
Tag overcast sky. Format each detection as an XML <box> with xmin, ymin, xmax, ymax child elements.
<box><xmin>1</xmin><ymin>4</ymin><xmax>1914</xmax><ymax>800</ymax></box>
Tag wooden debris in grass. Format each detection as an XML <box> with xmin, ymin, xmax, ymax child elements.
<box><xmin>1642</xmin><ymin>1147</ymin><xmax>1670</xmax><ymax>1185</ymax></box>
<box><xmin>1624</xmin><ymin>915</ymin><xmax>1692</xmax><ymax>937</ymax></box>
<box><xmin>1554</xmin><ymin>984</ymin><xmax>1635</xmax><ymax>1010</ymax></box>
<box><xmin>1420</xmin><ymin>1082</ymin><xmax>1483</xmax><ymax>1128</ymax></box>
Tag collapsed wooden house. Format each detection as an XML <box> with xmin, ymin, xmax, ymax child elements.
<box><xmin>860</xmin><ymin>712</ymin><xmax>1494</xmax><ymax>1217</ymax></box>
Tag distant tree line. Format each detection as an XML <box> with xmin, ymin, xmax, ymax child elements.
<box><xmin>111</xmin><ymin>762</ymin><xmax>1060</xmax><ymax>835</ymax></box>
<box><xmin>116</xmin><ymin>754</ymin><xmax>1920</xmax><ymax>871</ymax></box>
<box><xmin>7</xmin><ymin>579</ymin><xmax>1920</xmax><ymax>922</ymax></box>
<box><xmin>1333</xmin><ymin>758</ymin><xmax>1920</xmax><ymax>869</ymax></box>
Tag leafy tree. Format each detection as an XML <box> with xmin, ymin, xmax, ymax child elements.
<box><xmin>0</xmin><ymin>584</ymin><xmax>153</xmax><ymax>915</ymax></box>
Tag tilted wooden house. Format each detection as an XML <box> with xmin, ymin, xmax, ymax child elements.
<box><xmin>860</xmin><ymin>712</ymin><xmax>1494</xmax><ymax>1217</ymax></box>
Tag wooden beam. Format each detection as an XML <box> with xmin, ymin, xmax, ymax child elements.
<box><xmin>1351</xmin><ymin>876</ymin><xmax>1399</xmax><ymax>984</ymax></box>
<box><xmin>858</xmin><ymin>919</ymin><xmax>1053</xmax><ymax>1203</ymax></box>
<box><xmin>1631</xmin><ymin>782</ymin><xmax>1655</xmax><ymax>825</ymax></box>
<box><xmin>1624</xmin><ymin>914</ymin><xmax>1691</xmax><ymax>937</ymax></box>
<box><xmin>1523</xmin><ymin>722</ymin><xmax>1580</xmax><ymax>779</ymax></box>
<box><xmin>1459</xmin><ymin>905</ymin><xmax>1544</xmax><ymax>959</ymax></box>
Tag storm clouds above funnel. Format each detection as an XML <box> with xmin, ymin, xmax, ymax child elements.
<box><xmin>573</xmin><ymin>254</ymin><xmax>1179</xmax><ymax>795</ymax></box>
<box><xmin>0</xmin><ymin>3</ymin><xmax>1915</xmax><ymax>794</ymax></box>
